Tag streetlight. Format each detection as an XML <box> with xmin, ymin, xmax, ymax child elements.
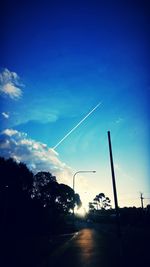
<box><xmin>72</xmin><ymin>170</ymin><xmax>96</xmax><ymax>215</ymax></box>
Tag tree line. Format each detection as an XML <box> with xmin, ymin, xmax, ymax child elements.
<box><xmin>0</xmin><ymin>157</ymin><xmax>81</xmax><ymax>236</ymax></box>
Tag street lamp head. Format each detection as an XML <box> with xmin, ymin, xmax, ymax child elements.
<box><xmin>92</xmin><ymin>171</ymin><xmax>96</xmax><ymax>173</ymax></box>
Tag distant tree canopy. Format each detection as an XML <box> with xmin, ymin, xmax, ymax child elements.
<box><xmin>89</xmin><ymin>193</ymin><xmax>111</xmax><ymax>211</ymax></box>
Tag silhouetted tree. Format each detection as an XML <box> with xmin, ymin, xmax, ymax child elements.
<box><xmin>0</xmin><ymin>157</ymin><xmax>39</xmax><ymax>235</ymax></box>
<box><xmin>88</xmin><ymin>202</ymin><xmax>95</xmax><ymax>212</ymax></box>
<box><xmin>0</xmin><ymin>157</ymin><xmax>82</xmax><ymax>267</ymax></box>
<box><xmin>33</xmin><ymin>171</ymin><xmax>58</xmax><ymax>206</ymax></box>
<box><xmin>0</xmin><ymin>157</ymin><xmax>82</xmax><ymax>238</ymax></box>
<box><xmin>91</xmin><ymin>193</ymin><xmax>111</xmax><ymax>211</ymax></box>
<box><xmin>0</xmin><ymin>157</ymin><xmax>33</xmax><ymax>192</ymax></box>
<box><xmin>33</xmin><ymin>171</ymin><xmax>81</xmax><ymax>213</ymax></box>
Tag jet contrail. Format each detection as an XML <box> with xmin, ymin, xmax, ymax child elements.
<box><xmin>53</xmin><ymin>102</ymin><xmax>102</xmax><ymax>150</ymax></box>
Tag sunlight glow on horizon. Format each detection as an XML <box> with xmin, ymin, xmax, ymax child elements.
<box><xmin>75</xmin><ymin>206</ymin><xmax>87</xmax><ymax>217</ymax></box>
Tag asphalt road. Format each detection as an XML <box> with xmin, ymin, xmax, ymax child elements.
<box><xmin>2</xmin><ymin>224</ymin><xmax>149</xmax><ymax>267</ymax></box>
<box><xmin>44</xmin><ymin>228</ymin><xmax>121</xmax><ymax>267</ymax></box>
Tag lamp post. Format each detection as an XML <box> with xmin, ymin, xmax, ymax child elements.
<box><xmin>72</xmin><ymin>170</ymin><xmax>96</xmax><ymax>215</ymax></box>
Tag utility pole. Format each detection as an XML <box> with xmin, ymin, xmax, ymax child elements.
<box><xmin>107</xmin><ymin>131</ymin><xmax>121</xmax><ymax>238</ymax></box>
<box><xmin>140</xmin><ymin>193</ymin><xmax>144</xmax><ymax>210</ymax></box>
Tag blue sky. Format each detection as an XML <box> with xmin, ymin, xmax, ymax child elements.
<box><xmin>0</xmin><ymin>0</ymin><xmax>150</xmax><ymax>208</ymax></box>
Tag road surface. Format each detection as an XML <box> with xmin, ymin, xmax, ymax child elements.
<box><xmin>44</xmin><ymin>228</ymin><xmax>121</xmax><ymax>267</ymax></box>
<box><xmin>2</xmin><ymin>225</ymin><xmax>149</xmax><ymax>267</ymax></box>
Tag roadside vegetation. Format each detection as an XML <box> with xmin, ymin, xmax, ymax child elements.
<box><xmin>0</xmin><ymin>157</ymin><xmax>81</xmax><ymax>267</ymax></box>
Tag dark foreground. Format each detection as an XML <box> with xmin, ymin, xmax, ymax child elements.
<box><xmin>1</xmin><ymin>223</ymin><xmax>150</xmax><ymax>267</ymax></box>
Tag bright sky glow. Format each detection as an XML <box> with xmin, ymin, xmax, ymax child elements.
<box><xmin>0</xmin><ymin>0</ymin><xmax>150</xmax><ymax>208</ymax></box>
<box><xmin>75</xmin><ymin>206</ymin><xmax>86</xmax><ymax>217</ymax></box>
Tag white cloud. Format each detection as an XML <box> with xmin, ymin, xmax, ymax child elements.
<box><xmin>3</xmin><ymin>129</ymin><xmax>19</xmax><ymax>136</ymax></box>
<box><xmin>0</xmin><ymin>128</ymin><xmax>73</xmax><ymax>186</ymax></box>
<box><xmin>0</xmin><ymin>68</ymin><xmax>19</xmax><ymax>83</ymax></box>
<box><xmin>1</xmin><ymin>83</ymin><xmax>22</xmax><ymax>99</ymax></box>
<box><xmin>2</xmin><ymin>112</ymin><xmax>9</xmax><ymax>119</ymax></box>
<box><xmin>0</xmin><ymin>68</ymin><xmax>22</xmax><ymax>99</ymax></box>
